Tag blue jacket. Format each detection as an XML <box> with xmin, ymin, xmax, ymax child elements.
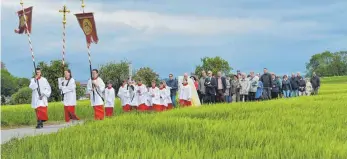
<box><xmin>256</xmin><ymin>81</ymin><xmax>263</xmax><ymax>99</ymax></box>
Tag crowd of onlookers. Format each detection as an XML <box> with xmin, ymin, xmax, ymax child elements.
<box><xmin>174</xmin><ymin>68</ymin><xmax>321</xmax><ymax>104</ymax></box>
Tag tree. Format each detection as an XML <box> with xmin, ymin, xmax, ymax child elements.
<box><xmin>99</xmin><ymin>60</ymin><xmax>130</xmax><ymax>94</ymax></box>
<box><xmin>133</xmin><ymin>67</ymin><xmax>159</xmax><ymax>86</ymax></box>
<box><xmin>36</xmin><ymin>60</ymin><xmax>69</xmax><ymax>102</ymax></box>
<box><xmin>76</xmin><ymin>82</ymin><xmax>85</xmax><ymax>100</ymax></box>
<box><xmin>1</xmin><ymin>69</ymin><xmax>18</xmax><ymax>97</ymax></box>
<box><xmin>17</xmin><ymin>78</ymin><xmax>30</xmax><ymax>89</ymax></box>
<box><xmin>306</xmin><ymin>51</ymin><xmax>347</xmax><ymax>77</ymax></box>
<box><xmin>10</xmin><ymin>87</ymin><xmax>32</xmax><ymax>105</ymax></box>
<box><xmin>194</xmin><ymin>56</ymin><xmax>233</xmax><ymax>77</ymax></box>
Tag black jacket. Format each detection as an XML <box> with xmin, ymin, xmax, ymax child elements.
<box><xmin>290</xmin><ymin>77</ymin><xmax>299</xmax><ymax>90</ymax></box>
<box><xmin>298</xmin><ymin>79</ymin><xmax>306</xmax><ymax>92</ymax></box>
<box><xmin>310</xmin><ymin>76</ymin><xmax>320</xmax><ymax>88</ymax></box>
<box><xmin>204</xmin><ymin>77</ymin><xmax>217</xmax><ymax>95</ymax></box>
<box><xmin>216</xmin><ymin>76</ymin><xmax>227</xmax><ymax>93</ymax></box>
<box><xmin>282</xmin><ymin>79</ymin><xmax>292</xmax><ymax>91</ymax></box>
<box><xmin>260</xmin><ymin>73</ymin><xmax>272</xmax><ymax>88</ymax></box>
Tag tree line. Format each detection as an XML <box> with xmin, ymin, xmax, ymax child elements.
<box><xmin>1</xmin><ymin>50</ymin><xmax>345</xmax><ymax>105</ymax></box>
<box><xmin>306</xmin><ymin>51</ymin><xmax>347</xmax><ymax>77</ymax></box>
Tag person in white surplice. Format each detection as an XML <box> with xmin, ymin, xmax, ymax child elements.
<box><xmin>29</xmin><ymin>68</ymin><xmax>51</xmax><ymax>129</ymax></box>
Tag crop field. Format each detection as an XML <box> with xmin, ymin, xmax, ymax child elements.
<box><xmin>1</xmin><ymin>99</ymin><xmax>123</xmax><ymax>128</ymax></box>
<box><xmin>1</xmin><ymin>76</ymin><xmax>347</xmax><ymax>159</ymax></box>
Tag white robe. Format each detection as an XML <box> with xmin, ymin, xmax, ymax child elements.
<box><xmin>136</xmin><ymin>84</ymin><xmax>147</xmax><ymax>105</ymax></box>
<box><xmin>29</xmin><ymin>77</ymin><xmax>52</xmax><ymax>109</ymax></box>
<box><xmin>105</xmin><ymin>87</ymin><xmax>115</xmax><ymax>107</ymax></box>
<box><xmin>117</xmin><ymin>85</ymin><xmax>130</xmax><ymax>106</ymax></box>
<box><xmin>87</xmin><ymin>77</ymin><xmax>105</xmax><ymax>106</ymax></box>
<box><xmin>159</xmin><ymin>88</ymin><xmax>169</xmax><ymax>106</ymax></box>
<box><xmin>129</xmin><ymin>85</ymin><xmax>138</xmax><ymax>106</ymax></box>
<box><xmin>179</xmin><ymin>84</ymin><xmax>192</xmax><ymax>101</ymax></box>
<box><xmin>58</xmin><ymin>77</ymin><xmax>76</xmax><ymax>106</ymax></box>
<box><xmin>165</xmin><ymin>87</ymin><xmax>172</xmax><ymax>104</ymax></box>
<box><xmin>149</xmin><ymin>87</ymin><xmax>160</xmax><ymax>106</ymax></box>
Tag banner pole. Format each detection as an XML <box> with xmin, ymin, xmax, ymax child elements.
<box><xmin>19</xmin><ymin>0</ymin><xmax>41</xmax><ymax>97</ymax></box>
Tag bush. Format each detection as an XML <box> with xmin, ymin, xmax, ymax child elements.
<box><xmin>11</xmin><ymin>87</ymin><xmax>32</xmax><ymax>105</ymax></box>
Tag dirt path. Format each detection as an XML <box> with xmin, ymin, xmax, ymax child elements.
<box><xmin>1</xmin><ymin>121</ymin><xmax>84</xmax><ymax>144</ymax></box>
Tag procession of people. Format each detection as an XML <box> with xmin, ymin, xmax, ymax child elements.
<box><xmin>28</xmin><ymin>66</ymin><xmax>321</xmax><ymax>129</ymax></box>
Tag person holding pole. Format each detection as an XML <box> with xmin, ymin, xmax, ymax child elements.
<box><xmin>87</xmin><ymin>69</ymin><xmax>105</xmax><ymax>120</ymax></box>
<box><xmin>29</xmin><ymin>68</ymin><xmax>51</xmax><ymax>129</ymax></box>
<box><xmin>59</xmin><ymin>69</ymin><xmax>80</xmax><ymax>123</ymax></box>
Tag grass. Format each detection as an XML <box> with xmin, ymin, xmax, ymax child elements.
<box><xmin>1</xmin><ymin>100</ymin><xmax>123</xmax><ymax>128</ymax></box>
<box><xmin>1</xmin><ymin>76</ymin><xmax>347</xmax><ymax>158</ymax></box>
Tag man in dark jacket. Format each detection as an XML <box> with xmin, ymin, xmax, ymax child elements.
<box><xmin>198</xmin><ymin>71</ymin><xmax>207</xmax><ymax>104</ymax></box>
<box><xmin>166</xmin><ymin>74</ymin><xmax>178</xmax><ymax>107</ymax></box>
<box><xmin>310</xmin><ymin>72</ymin><xmax>320</xmax><ymax>95</ymax></box>
<box><xmin>216</xmin><ymin>71</ymin><xmax>227</xmax><ymax>103</ymax></box>
<box><xmin>260</xmin><ymin>68</ymin><xmax>272</xmax><ymax>100</ymax></box>
<box><xmin>290</xmin><ymin>73</ymin><xmax>299</xmax><ymax>97</ymax></box>
<box><xmin>204</xmin><ymin>70</ymin><xmax>217</xmax><ymax>104</ymax></box>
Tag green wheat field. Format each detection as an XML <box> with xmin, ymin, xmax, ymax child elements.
<box><xmin>1</xmin><ymin>76</ymin><xmax>347</xmax><ymax>159</ymax></box>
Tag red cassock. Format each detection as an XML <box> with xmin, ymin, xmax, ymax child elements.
<box><xmin>64</xmin><ymin>106</ymin><xmax>80</xmax><ymax>122</ymax></box>
<box><xmin>179</xmin><ymin>100</ymin><xmax>192</xmax><ymax>107</ymax></box>
<box><xmin>153</xmin><ymin>104</ymin><xmax>164</xmax><ymax>112</ymax></box>
<box><xmin>36</xmin><ymin>106</ymin><xmax>48</xmax><ymax>121</ymax></box>
<box><xmin>137</xmin><ymin>103</ymin><xmax>149</xmax><ymax>112</ymax></box>
<box><xmin>105</xmin><ymin>107</ymin><xmax>114</xmax><ymax>117</ymax></box>
<box><xmin>122</xmin><ymin>104</ymin><xmax>131</xmax><ymax>112</ymax></box>
<box><xmin>167</xmin><ymin>103</ymin><xmax>173</xmax><ymax>110</ymax></box>
<box><xmin>94</xmin><ymin>105</ymin><xmax>104</xmax><ymax>120</ymax></box>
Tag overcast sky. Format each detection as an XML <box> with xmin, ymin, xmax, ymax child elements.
<box><xmin>2</xmin><ymin>0</ymin><xmax>346</xmax><ymax>81</ymax></box>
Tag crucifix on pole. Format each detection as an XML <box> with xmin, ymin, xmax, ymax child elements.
<box><xmin>59</xmin><ymin>5</ymin><xmax>70</xmax><ymax>77</ymax></box>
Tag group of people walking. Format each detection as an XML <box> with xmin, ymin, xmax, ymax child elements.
<box><xmin>29</xmin><ymin>67</ymin><xmax>321</xmax><ymax>129</ymax></box>
<box><xmin>194</xmin><ymin>68</ymin><xmax>321</xmax><ymax>104</ymax></box>
<box><xmin>29</xmin><ymin>69</ymin><xmax>194</xmax><ymax>129</ymax></box>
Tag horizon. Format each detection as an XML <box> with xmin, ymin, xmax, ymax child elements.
<box><xmin>2</xmin><ymin>0</ymin><xmax>346</xmax><ymax>81</ymax></box>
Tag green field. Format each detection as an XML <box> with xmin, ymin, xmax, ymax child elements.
<box><xmin>1</xmin><ymin>99</ymin><xmax>123</xmax><ymax>128</ymax></box>
<box><xmin>1</xmin><ymin>77</ymin><xmax>347</xmax><ymax>158</ymax></box>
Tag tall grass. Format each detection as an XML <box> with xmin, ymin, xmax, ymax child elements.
<box><xmin>1</xmin><ymin>77</ymin><xmax>347</xmax><ymax>158</ymax></box>
<box><xmin>1</xmin><ymin>100</ymin><xmax>122</xmax><ymax>128</ymax></box>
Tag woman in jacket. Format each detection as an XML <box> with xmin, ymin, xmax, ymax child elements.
<box><xmin>305</xmin><ymin>78</ymin><xmax>313</xmax><ymax>96</ymax></box>
<box><xmin>230</xmin><ymin>75</ymin><xmax>241</xmax><ymax>103</ymax></box>
<box><xmin>224</xmin><ymin>76</ymin><xmax>232</xmax><ymax>103</ymax></box>
<box><xmin>282</xmin><ymin>75</ymin><xmax>292</xmax><ymax>98</ymax></box>
<box><xmin>248</xmin><ymin>72</ymin><xmax>259</xmax><ymax>101</ymax></box>
<box><xmin>298</xmin><ymin>77</ymin><xmax>306</xmax><ymax>96</ymax></box>
<box><xmin>239</xmin><ymin>73</ymin><xmax>250</xmax><ymax>102</ymax></box>
<box><xmin>271</xmin><ymin>73</ymin><xmax>281</xmax><ymax>99</ymax></box>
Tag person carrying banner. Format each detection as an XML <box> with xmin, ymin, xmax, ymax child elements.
<box><xmin>59</xmin><ymin>69</ymin><xmax>80</xmax><ymax>123</ymax></box>
<box><xmin>29</xmin><ymin>68</ymin><xmax>51</xmax><ymax>129</ymax></box>
<box><xmin>87</xmin><ymin>69</ymin><xmax>105</xmax><ymax>120</ymax></box>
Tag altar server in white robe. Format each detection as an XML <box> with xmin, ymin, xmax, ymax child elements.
<box><xmin>149</xmin><ymin>80</ymin><xmax>160</xmax><ymax>111</ymax></box>
<box><xmin>156</xmin><ymin>82</ymin><xmax>168</xmax><ymax>112</ymax></box>
<box><xmin>118</xmin><ymin>80</ymin><xmax>131</xmax><ymax>112</ymax></box>
<box><xmin>58</xmin><ymin>69</ymin><xmax>79</xmax><ymax>123</ymax></box>
<box><xmin>129</xmin><ymin>80</ymin><xmax>138</xmax><ymax>110</ymax></box>
<box><xmin>87</xmin><ymin>69</ymin><xmax>105</xmax><ymax>120</ymax></box>
<box><xmin>29</xmin><ymin>68</ymin><xmax>52</xmax><ymax>129</ymax></box>
<box><xmin>136</xmin><ymin>79</ymin><xmax>149</xmax><ymax>111</ymax></box>
<box><xmin>163</xmin><ymin>81</ymin><xmax>173</xmax><ymax>110</ymax></box>
<box><xmin>179</xmin><ymin>78</ymin><xmax>192</xmax><ymax>107</ymax></box>
<box><xmin>105</xmin><ymin>81</ymin><xmax>115</xmax><ymax>117</ymax></box>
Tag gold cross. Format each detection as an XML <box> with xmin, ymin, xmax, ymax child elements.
<box><xmin>81</xmin><ymin>0</ymin><xmax>86</xmax><ymax>12</ymax></box>
<box><xmin>59</xmin><ymin>5</ymin><xmax>70</xmax><ymax>24</ymax></box>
